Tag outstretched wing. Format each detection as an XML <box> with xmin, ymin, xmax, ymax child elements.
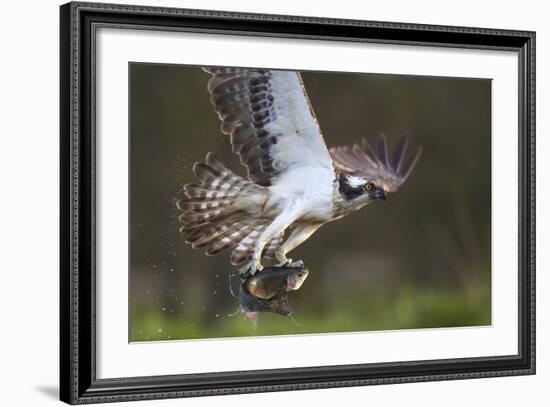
<box><xmin>330</xmin><ymin>134</ymin><xmax>422</xmax><ymax>192</ymax></box>
<box><xmin>203</xmin><ymin>67</ymin><xmax>334</xmax><ymax>186</ymax></box>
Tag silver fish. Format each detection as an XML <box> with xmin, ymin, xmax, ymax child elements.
<box><xmin>239</xmin><ymin>266</ymin><xmax>309</xmax><ymax>319</ymax></box>
<box><xmin>245</xmin><ymin>267</ymin><xmax>309</xmax><ymax>299</ymax></box>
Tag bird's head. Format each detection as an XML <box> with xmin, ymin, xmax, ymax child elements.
<box><xmin>331</xmin><ymin>133</ymin><xmax>422</xmax><ymax>215</ymax></box>
<box><xmin>337</xmin><ymin>173</ymin><xmax>387</xmax><ymax>211</ymax></box>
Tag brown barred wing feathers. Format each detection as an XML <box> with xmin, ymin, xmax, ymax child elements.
<box><xmin>330</xmin><ymin>133</ymin><xmax>422</xmax><ymax>193</ymax></box>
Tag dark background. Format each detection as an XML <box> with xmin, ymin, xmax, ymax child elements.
<box><xmin>129</xmin><ymin>63</ymin><xmax>491</xmax><ymax>341</ymax></box>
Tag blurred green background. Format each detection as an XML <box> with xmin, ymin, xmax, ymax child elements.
<box><xmin>129</xmin><ymin>63</ymin><xmax>491</xmax><ymax>342</ymax></box>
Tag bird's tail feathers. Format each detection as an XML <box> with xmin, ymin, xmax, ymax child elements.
<box><xmin>177</xmin><ymin>153</ymin><xmax>275</xmax><ymax>264</ymax></box>
<box><xmin>178</xmin><ymin>153</ymin><xmax>262</xmax><ymax>228</ymax></box>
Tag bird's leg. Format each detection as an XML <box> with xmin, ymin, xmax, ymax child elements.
<box><xmin>248</xmin><ymin>202</ymin><xmax>301</xmax><ymax>275</ymax></box>
<box><xmin>274</xmin><ymin>250</ymin><xmax>292</xmax><ymax>266</ymax></box>
<box><xmin>275</xmin><ymin>224</ymin><xmax>321</xmax><ymax>268</ymax></box>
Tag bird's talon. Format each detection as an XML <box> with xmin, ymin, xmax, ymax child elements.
<box><xmin>247</xmin><ymin>259</ymin><xmax>263</xmax><ymax>275</ymax></box>
<box><xmin>277</xmin><ymin>258</ymin><xmax>293</xmax><ymax>267</ymax></box>
<box><xmin>290</xmin><ymin>259</ymin><xmax>304</xmax><ymax>268</ymax></box>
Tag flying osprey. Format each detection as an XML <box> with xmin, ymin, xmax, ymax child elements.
<box><xmin>177</xmin><ymin>67</ymin><xmax>421</xmax><ymax>274</ymax></box>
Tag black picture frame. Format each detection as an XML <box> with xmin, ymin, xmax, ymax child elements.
<box><xmin>60</xmin><ymin>1</ymin><xmax>536</xmax><ymax>404</ymax></box>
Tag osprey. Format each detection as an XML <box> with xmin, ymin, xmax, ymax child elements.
<box><xmin>177</xmin><ymin>67</ymin><xmax>422</xmax><ymax>274</ymax></box>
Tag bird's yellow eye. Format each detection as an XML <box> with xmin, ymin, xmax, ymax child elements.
<box><xmin>365</xmin><ymin>183</ymin><xmax>374</xmax><ymax>191</ymax></box>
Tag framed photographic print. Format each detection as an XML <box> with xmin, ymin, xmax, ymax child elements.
<box><xmin>60</xmin><ymin>1</ymin><xmax>535</xmax><ymax>404</ymax></box>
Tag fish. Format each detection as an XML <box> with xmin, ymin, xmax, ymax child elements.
<box><xmin>245</xmin><ymin>266</ymin><xmax>309</xmax><ymax>300</ymax></box>
<box><xmin>238</xmin><ymin>265</ymin><xmax>309</xmax><ymax>321</ymax></box>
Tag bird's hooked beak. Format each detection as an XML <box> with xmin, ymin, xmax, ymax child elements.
<box><xmin>371</xmin><ymin>187</ymin><xmax>387</xmax><ymax>201</ymax></box>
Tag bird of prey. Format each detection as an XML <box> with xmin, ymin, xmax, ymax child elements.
<box><xmin>177</xmin><ymin>67</ymin><xmax>422</xmax><ymax>274</ymax></box>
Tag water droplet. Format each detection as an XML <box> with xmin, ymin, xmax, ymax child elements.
<box><xmin>158</xmin><ymin>328</ymin><xmax>163</xmax><ymax>333</ymax></box>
